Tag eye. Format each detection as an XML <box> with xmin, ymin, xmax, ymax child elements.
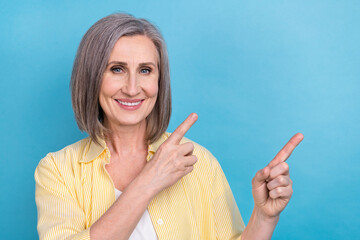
<box><xmin>111</xmin><ymin>66</ymin><xmax>123</xmax><ymax>73</ymax></box>
<box><xmin>140</xmin><ymin>68</ymin><xmax>151</xmax><ymax>74</ymax></box>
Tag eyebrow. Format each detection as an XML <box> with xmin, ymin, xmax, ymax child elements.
<box><xmin>107</xmin><ymin>61</ymin><xmax>157</xmax><ymax>68</ymax></box>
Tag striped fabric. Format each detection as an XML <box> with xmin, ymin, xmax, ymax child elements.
<box><xmin>35</xmin><ymin>132</ymin><xmax>245</xmax><ymax>239</ymax></box>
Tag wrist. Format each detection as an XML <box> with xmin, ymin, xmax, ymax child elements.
<box><xmin>126</xmin><ymin>175</ymin><xmax>157</xmax><ymax>203</ymax></box>
<box><xmin>252</xmin><ymin>206</ymin><xmax>280</xmax><ymax>226</ymax></box>
<box><xmin>242</xmin><ymin>207</ymin><xmax>279</xmax><ymax>240</ymax></box>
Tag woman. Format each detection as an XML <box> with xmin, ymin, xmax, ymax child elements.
<box><xmin>35</xmin><ymin>13</ymin><xmax>303</xmax><ymax>240</ymax></box>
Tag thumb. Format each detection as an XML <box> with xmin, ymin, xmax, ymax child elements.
<box><xmin>252</xmin><ymin>166</ymin><xmax>270</xmax><ymax>189</ymax></box>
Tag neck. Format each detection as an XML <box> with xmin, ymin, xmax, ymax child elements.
<box><xmin>103</xmin><ymin>119</ymin><xmax>148</xmax><ymax>155</ymax></box>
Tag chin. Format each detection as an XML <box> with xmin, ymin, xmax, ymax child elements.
<box><xmin>116</xmin><ymin>116</ymin><xmax>147</xmax><ymax>127</ymax></box>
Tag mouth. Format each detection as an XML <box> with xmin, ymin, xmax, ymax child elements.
<box><xmin>116</xmin><ymin>99</ymin><xmax>142</xmax><ymax>106</ymax></box>
<box><xmin>115</xmin><ymin>99</ymin><xmax>144</xmax><ymax>110</ymax></box>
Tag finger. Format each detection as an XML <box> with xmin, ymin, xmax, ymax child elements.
<box><xmin>266</xmin><ymin>175</ymin><xmax>291</xmax><ymax>191</ymax></box>
<box><xmin>167</xmin><ymin>113</ymin><xmax>198</xmax><ymax>144</ymax></box>
<box><xmin>183</xmin><ymin>165</ymin><xmax>194</xmax><ymax>175</ymax></box>
<box><xmin>269</xmin><ymin>185</ymin><xmax>293</xmax><ymax>199</ymax></box>
<box><xmin>268</xmin><ymin>133</ymin><xmax>304</xmax><ymax>169</ymax></box>
<box><xmin>173</xmin><ymin>155</ymin><xmax>197</xmax><ymax>171</ymax></box>
<box><xmin>177</xmin><ymin>157</ymin><xmax>196</xmax><ymax>174</ymax></box>
<box><xmin>174</xmin><ymin>165</ymin><xmax>194</xmax><ymax>180</ymax></box>
<box><xmin>268</xmin><ymin>162</ymin><xmax>289</xmax><ymax>180</ymax></box>
<box><xmin>252</xmin><ymin>166</ymin><xmax>270</xmax><ymax>189</ymax></box>
<box><xmin>183</xmin><ymin>155</ymin><xmax>198</xmax><ymax>167</ymax></box>
<box><xmin>178</xmin><ymin>142</ymin><xmax>194</xmax><ymax>156</ymax></box>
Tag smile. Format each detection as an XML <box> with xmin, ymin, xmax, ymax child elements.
<box><xmin>115</xmin><ymin>99</ymin><xmax>144</xmax><ymax>111</ymax></box>
<box><xmin>116</xmin><ymin>100</ymin><xmax>142</xmax><ymax>106</ymax></box>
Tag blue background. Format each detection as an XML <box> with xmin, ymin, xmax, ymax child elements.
<box><xmin>1</xmin><ymin>0</ymin><xmax>359</xmax><ymax>239</ymax></box>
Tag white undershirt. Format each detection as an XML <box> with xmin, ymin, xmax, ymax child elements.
<box><xmin>115</xmin><ymin>188</ymin><xmax>158</xmax><ymax>240</ymax></box>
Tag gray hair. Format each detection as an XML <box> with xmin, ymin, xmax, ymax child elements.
<box><xmin>71</xmin><ymin>13</ymin><xmax>171</xmax><ymax>144</ymax></box>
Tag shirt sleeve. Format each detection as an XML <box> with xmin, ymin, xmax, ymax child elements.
<box><xmin>34</xmin><ymin>154</ymin><xmax>90</xmax><ymax>240</ymax></box>
<box><xmin>208</xmin><ymin>151</ymin><xmax>245</xmax><ymax>240</ymax></box>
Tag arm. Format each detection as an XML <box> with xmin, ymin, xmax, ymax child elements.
<box><xmin>89</xmin><ymin>175</ymin><xmax>155</xmax><ymax>239</ymax></box>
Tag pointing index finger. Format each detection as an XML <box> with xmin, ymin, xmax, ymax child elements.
<box><xmin>167</xmin><ymin>113</ymin><xmax>198</xmax><ymax>144</ymax></box>
<box><xmin>267</xmin><ymin>133</ymin><xmax>304</xmax><ymax>169</ymax></box>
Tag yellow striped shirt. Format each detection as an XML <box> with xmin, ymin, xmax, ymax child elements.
<box><xmin>35</xmin><ymin>132</ymin><xmax>245</xmax><ymax>239</ymax></box>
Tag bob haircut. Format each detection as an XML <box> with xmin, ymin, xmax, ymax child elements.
<box><xmin>71</xmin><ymin>13</ymin><xmax>171</xmax><ymax>145</ymax></box>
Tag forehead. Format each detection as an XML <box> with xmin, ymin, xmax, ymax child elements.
<box><xmin>108</xmin><ymin>35</ymin><xmax>159</xmax><ymax>64</ymax></box>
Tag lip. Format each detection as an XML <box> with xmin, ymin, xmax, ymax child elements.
<box><xmin>115</xmin><ymin>98</ymin><xmax>144</xmax><ymax>111</ymax></box>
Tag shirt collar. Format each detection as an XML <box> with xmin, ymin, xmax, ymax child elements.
<box><xmin>148</xmin><ymin>132</ymin><xmax>168</xmax><ymax>155</ymax></box>
<box><xmin>80</xmin><ymin>132</ymin><xmax>169</xmax><ymax>163</ymax></box>
<box><xmin>79</xmin><ymin>137</ymin><xmax>108</xmax><ymax>163</ymax></box>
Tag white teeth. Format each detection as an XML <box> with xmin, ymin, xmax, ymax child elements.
<box><xmin>117</xmin><ymin>100</ymin><xmax>141</xmax><ymax>106</ymax></box>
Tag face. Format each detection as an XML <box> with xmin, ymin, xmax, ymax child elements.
<box><xmin>99</xmin><ymin>35</ymin><xmax>159</xmax><ymax>129</ymax></box>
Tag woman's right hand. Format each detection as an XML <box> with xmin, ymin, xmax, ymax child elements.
<box><xmin>137</xmin><ymin>113</ymin><xmax>198</xmax><ymax>196</ymax></box>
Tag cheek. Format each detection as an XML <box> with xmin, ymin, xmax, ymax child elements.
<box><xmin>99</xmin><ymin>77</ymin><xmax>117</xmax><ymax>112</ymax></box>
<box><xmin>100</xmin><ymin>77</ymin><xmax>117</xmax><ymax>98</ymax></box>
<box><xmin>98</xmin><ymin>90</ymin><xmax>108</xmax><ymax>113</ymax></box>
<box><xmin>145</xmin><ymin>79</ymin><xmax>159</xmax><ymax>99</ymax></box>
<box><xmin>150</xmin><ymin>84</ymin><xmax>159</xmax><ymax>98</ymax></box>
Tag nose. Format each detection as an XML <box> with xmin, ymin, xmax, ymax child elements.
<box><xmin>122</xmin><ymin>72</ymin><xmax>140</xmax><ymax>96</ymax></box>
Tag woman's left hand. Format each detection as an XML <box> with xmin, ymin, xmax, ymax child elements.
<box><xmin>251</xmin><ymin>133</ymin><xmax>304</xmax><ymax>219</ymax></box>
